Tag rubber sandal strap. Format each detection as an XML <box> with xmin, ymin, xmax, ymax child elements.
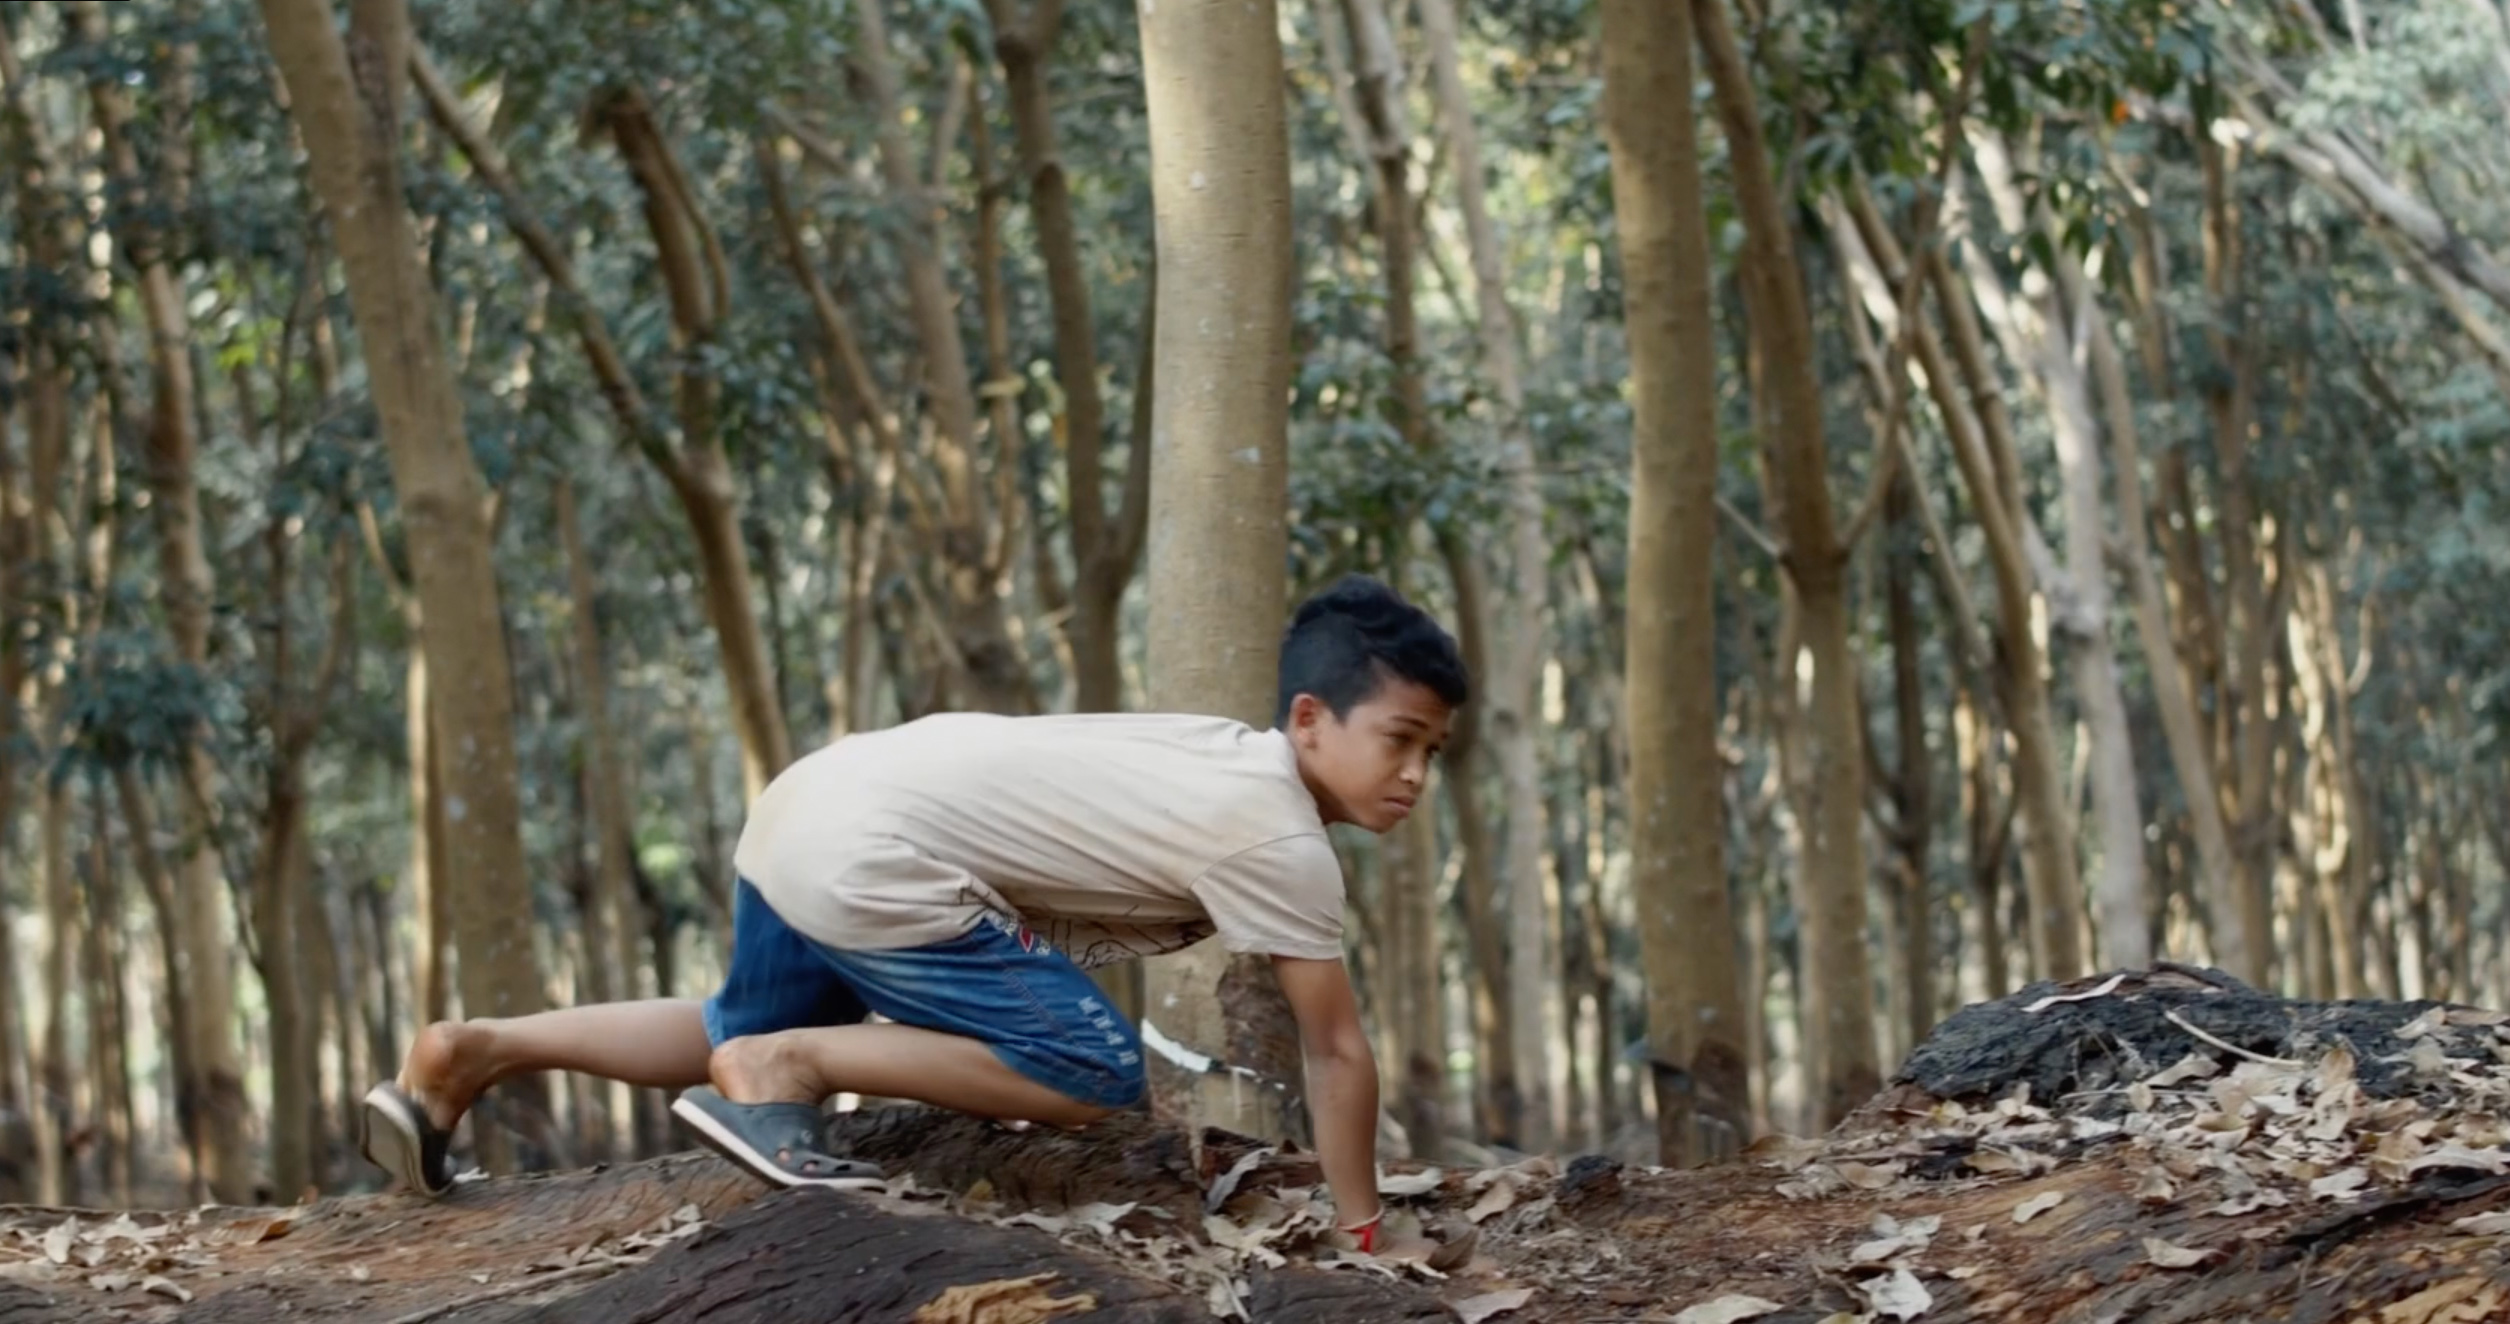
<box><xmin>678</xmin><ymin>1087</ymin><xmax>885</xmax><ymax>1182</ymax></box>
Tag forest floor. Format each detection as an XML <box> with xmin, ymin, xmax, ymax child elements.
<box><xmin>7</xmin><ymin>966</ymin><xmax>2510</xmax><ymax>1322</ymax></box>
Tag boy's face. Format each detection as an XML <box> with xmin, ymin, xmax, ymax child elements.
<box><xmin>1288</xmin><ymin>677</ymin><xmax>1454</xmax><ymax>832</ymax></box>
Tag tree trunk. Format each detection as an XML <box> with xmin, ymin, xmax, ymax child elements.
<box><xmin>1135</xmin><ymin>0</ymin><xmax>1299</xmax><ymax>1138</ymax></box>
<box><xmin>558</xmin><ymin>479</ymin><xmax>639</xmax><ymax>1161</ymax></box>
<box><xmin>1963</xmin><ymin>133</ymin><xmax>2148</xmax><ymax>971</ymax></box>
<box><xmin>83</xmin><ymin>787</ymin><xmax>135</xmax><ymax>1207</ymax></box>
<box><xmin>1882</xmin><ymin>476</ymin><xmax>1937</xmax><ymax>1051</ymax></box>
<box><xmin>1694</xmin><ymin>0</ymin><xmax>1877</xmax><ymax>1129</ymax></box>
<box><xmin>1604</xmin><ymin>0</ymin><xmax>1747</xmax><ymax>1164</ymax></box>
<box><xmin>1381</xmin><ymin>792</ymin><xmax>1446</xmax><ymax>1158</ymax></box>
<box><xmin>2077</xmin><ymin>278</ymin><xmax>2249</xmax><ymax>981</ymax></box>
<box><xmin>2196</xmin><ymin>134</ymin><xmax>2281</xmax><ymax>989</ymax></box>
<box><xmin>848</xmin><ymin>0</ymin><xmax>1033</xmax><ymax>716</ymax></box>
<box><xmin>260</xmin><ymin>0</ymin><xmax>548</xmax><ymax>1108</ymax></box>
<box><xmin>37</xmin><ymin>779</ymin><xmax>75</xmax><ymax>1206</ymax></box>
<box><xmin>1419</xmin><ymin>0</ymin><xmax>1541</xmax><ymax>1155</ymax></box>
<box><xmin>987</xmin><ymin>0</ymin><xmax>1152</xmax><ymax>719</ymax></box>
<box><xmin>67</xmin><ymin>0</ymin><xmax>256</xmax><ymax>1205</ymax></box>
<box><xmin>114</xmin><ymin>766</ymin><xmax>206</xmax><ymax>1204</ymax></box>
<box><xmin>1839</xmin><ymin>194</ymin><xmax>2086</xmax><ymax>989</ymax></box>
<box><xmin>597</xmin><ymin>90</ymin><xmax>796</xmax><ymax>799</ymax></box>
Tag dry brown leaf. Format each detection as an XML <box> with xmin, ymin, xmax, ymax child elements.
<box><xmin>2149</xmin><ymin>1052</ymin><xmax>2222</xmax><ymax>1088</ymax></box>
<box><xmin>1426</xmin><ymin>1227</ymin><xmax>1481</xmax><ymax>1273</ymax></box>
<box><xmin>2134</xmin><ymin>1167</ymin><xmax>2177</xmax><ymax>1205</ymax></box>
<box><xmin>2143</xmin><ymin>1237</ymin><xmax>2213</xmax><ymax>1269</ymax></box>
<box><xmin>1851</xmin><ymin>1213</ymin><xmax>1941</xmax><ymax>1265</ymax></box>
<box><xmin>141</xmin><ymin>1275</ymin><xmax>194</xmax><ymax>1303</ymax></box>
<box><xmin>1947</xmin><ymin>1266</ymin><xmax>1982</xmax><ymax>1281</ymax></box>
<box><xmin>87</xmin><ymin>1272</ymin><xmax>134</xmax><ymax>1292</ymax></box>
<box><xmin>2406</xmin><ymin>1039</ymin><xmax>2454</xmax><ymax>1079</ymax></box>
<box><xmin>1835</xmin><ymin>1161</ymin><xmax>1904</xmax><ymax>1190</ymax></box>
<box><xmin>2310</xmin><ymin>1167</ymin><xmax>2371</xmax><ymax>1201</ymax></box>
<box><xmin>911</xmin><ymin>1272</ymin><xmax>1097</xmax><ymax>1323</ymax></box>
<box><xmin>40</xmin><ymin>1220</ymin><xmax>73</xmax><ymax>1266</ymax></box>
<box><xmin>1466</xmin><ymin>1177</ymin><xmax>1518</xmax><ymax>1224</ymax></box>
<box><xmin>2371</xmin><ymin>1276</ymin><xmax>2503</xmax><ymax>1324</ymax></box>
<box><xmin>2012</xmin><ymin>1191</ymin><xmax>2065</xmax><ymax>1224</ymax></box>
<box><xmin>2450</xmin><ymin>1212</ymin><xmax>2510</xmax><ymax>1236</ymax></box>
<box><xmin>1668</xmin><ymin>1294</ymin><xmax>1786</xmax><ymax>1324</ymax></box>
<box><xmin>348</xmin><ymin>1264</ymin><xmax>372</xmax><ymax>1283</ymax></box>
<box><xmin>1378</xmin><ymin>1168</ymin><xmax>1444</xmax><ymax>1197</ymax></box>
<box><xmin>2129</xmin><ymin>1081</ymin><xmax>2158</xmax><ymax>1113</ymax></box>
<box><xmin>1863</xmin><ymin>1267</ymin><xmax>1933</xmax><ymax>1320</ymax></box>
<box><xmin>2396</xmin><ymin>1008</ymin><xmax>2450</xmax><ymax>1040</ymax></box>
<box><xmin>1453</xmin><ymin>1286</ymin><xmax>1535</xmax><ymax>1323</ymax></box>
<box><xmin>2449</xmin><ymin>1009</ymin><xmax>2510</xmax><ymax>1028</ymax></box>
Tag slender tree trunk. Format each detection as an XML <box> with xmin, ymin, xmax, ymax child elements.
<box><xmin>597</xmin><ymin>90</ymin><xmax>796</xmax><ymax>798</ymax></box>
<box><xmin>1605</xmin><ymin>0</ymin><xmax>1749</xmax><ymax>1162</ymax></box>
<box><xmin>261</xmin><ymin>0</ymin><xmax>549</xmax><ymax>1156</ymax></box>
<box><xmin>38</xmin><ymin>779</ymin><xmax>75</xmax><ymax>1206</ymax></box>
<box><xmin>1695</xmin><ymin>0</ymin><xmax>1876</xmax><ymax>1127</ymax></box>
<box><xmin>558</xmin><ymin>480</ymin><xmax>637</xmax><ymax>1160</ymax></box>
<box><xmin>2197</xmin><ymin>135</ymin><xmax>2280</xmax><ymax>986</ymax></box>
<box><xmin>115</xmin><ymin>766</ymin><xmax>206</xmax><ymax>1204</ymax></box>
<box><xmin>1963</xmin><ymin>134</ymin><xmax>2147</xmax><ymax>971</ymax></box>
<box><xmin>1135</xmin><ymin>0</ymin><xmax>1299</xmax><ymax>1138</ymax></box>
<box><xmin>85</xmin><ymin>786</ymin><xmax>135</xmax><ymax>1206</ymax></box>
<box><xmin>1882</xmin><ymin>476</ymin><xmax>1936</xmax><ymax>1049</ymax></box>
<box><xmin>1840</xmin><ymin>196</ymin><xmax>2085</xmax><ymax>988</ymax></box>
<box><xmin>986</xmin><ymin>0</ymin><xmax>1151</xmax><ymax>719</ymax></box>
<box><xmin>2078</xmin><ymin>281</ymin><xmax>2248</xmax><ymax>978</ymax></box>
<box><xmin>1382</xmin><ymin>791</ymin><xmax>1445</xmax><ymax>1158</ymax></box>
<box><xmin>68</xmin><ymin>0</ymin><xmax>257</xmax><ymax>1204</ymax></box>
<box><xmin>1419</xmin><ymin>0</ymin><xmax>1541</xmax><ymax>1153</ymax></box>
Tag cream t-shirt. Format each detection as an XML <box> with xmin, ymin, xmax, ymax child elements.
<box><xmin>732</xmin><ymin>712</ymin><xmax>1348</xmax><ymax>968</ymax></box>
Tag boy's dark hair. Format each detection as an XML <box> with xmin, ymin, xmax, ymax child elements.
<box><xmin>1275</xmin><ymin>575</ymin><xmax>1471</xmax><ymax>725</ymax></box>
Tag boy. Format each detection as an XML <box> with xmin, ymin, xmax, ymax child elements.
<box><xmin>359</xmin><ymin>575</ymin><xmax>1467</xmax><ymax>1252</ymax></box>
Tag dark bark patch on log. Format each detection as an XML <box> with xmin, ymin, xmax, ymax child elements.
<box><xmin>1891</xmin><ymin>966</ymin><xmax>2486</xmax><ymax>1111</ymax></box>
<box><xmin>1244</xmin><ymin>1266</ymin><xmax>1456</xmax><ymax>1320</ymax></box>
<box><xmin>449</xmin><ymin>1187</ymin><xmax>1209</xmax><ymax>1324</ymax></box>
<box><xmin>816</xmin><ymin>1107</ymin><xmax>1210</xmax><ymax>1221</ymax></box>
<box><xmin>0</xmin><ymin>1281</ymin><xmax>83</xmax><ymax>1324</ymax></box>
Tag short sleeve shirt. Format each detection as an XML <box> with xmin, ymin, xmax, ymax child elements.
<box><xmin>732</xmin><ymin>713</ymin><xmax>1349</xmax><ymax>967</ymax></box>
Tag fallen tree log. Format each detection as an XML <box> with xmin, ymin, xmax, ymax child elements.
<box><xmin>7</xmin><ymin>969</ymin><xmax>2510</xmax><ymax>1321</ymax></box>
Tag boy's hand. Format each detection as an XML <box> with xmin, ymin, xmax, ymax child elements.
<box><xmin>1271</xmin><ymin>955</ymin><xmax>1381</xmax><ymax>1234</ymax></box>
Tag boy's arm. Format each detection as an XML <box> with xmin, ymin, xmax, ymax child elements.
<box><xmin>1271</xmin><ymin>954</ymin><xmax>1381</xmax><ymax>1241</ymax></box>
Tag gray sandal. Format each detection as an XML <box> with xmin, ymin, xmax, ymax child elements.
<box><xmin>360</xmin><ymin>1083</ymin><xmax>456</xmax><ymax>1197</ymax></box>
<box><xmin>672</xmin><ymin>1086</ymin><xmax>887</xmax><ymax>1190</ymax></box>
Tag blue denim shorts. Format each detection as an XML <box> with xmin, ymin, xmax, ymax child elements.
<box><xmin>702</xmin><ymin>879</ymin><xmax>1146</xmax><ymax>1111</ymax></box>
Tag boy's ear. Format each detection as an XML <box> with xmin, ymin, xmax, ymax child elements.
<box><xmin>1287</xmin><ymin>692</ymin><xmax>1329</xmax><ymax>740</ymax></box>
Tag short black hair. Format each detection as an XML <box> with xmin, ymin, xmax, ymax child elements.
<box><xmin>1274</xmin><ymin>574</ymin><xmax>1471</xmax><ymax>725</ymax></box>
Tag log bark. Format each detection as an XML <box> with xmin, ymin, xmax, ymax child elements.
<box><xmin>16</xmin><ymin>976</ymin><xmax>2510</xmax><ymax>1322</ymax></box>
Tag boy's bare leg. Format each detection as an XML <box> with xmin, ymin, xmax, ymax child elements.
<box><xmin>710</xmin><ymin>1024</ymin><xmax>1110</xmax><ymax>1131</ymax></box>
<box><xmin>403</xmin><ymin>999</ymin><xmax>715</xmax><ymax>1131</ymax></box>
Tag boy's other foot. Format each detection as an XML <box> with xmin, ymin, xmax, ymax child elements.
<box><xmin>402</xmin><ymin>1020</ymin><xmax>502</xmax><ymax>1133</ymax></box>
<box><xmin>671</xmin><ymin>1087</ymin><xmax>886</xmax><ymax>1190</ymax></box>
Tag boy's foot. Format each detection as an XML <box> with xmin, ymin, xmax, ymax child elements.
<box><xmin>402</xmin><ymin>1020</ymin><xmax>501</xmax><ymax>1132</ymax></box>
<box><xmin>359</xmin><ymin>1082</ymin><xmax>456</xmax><ymax>1197</ymax></box>
<box><xmin>671</xmin><ymin>1086</ymin><xmax>886</xmax><ymax>1190</ymax></box>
